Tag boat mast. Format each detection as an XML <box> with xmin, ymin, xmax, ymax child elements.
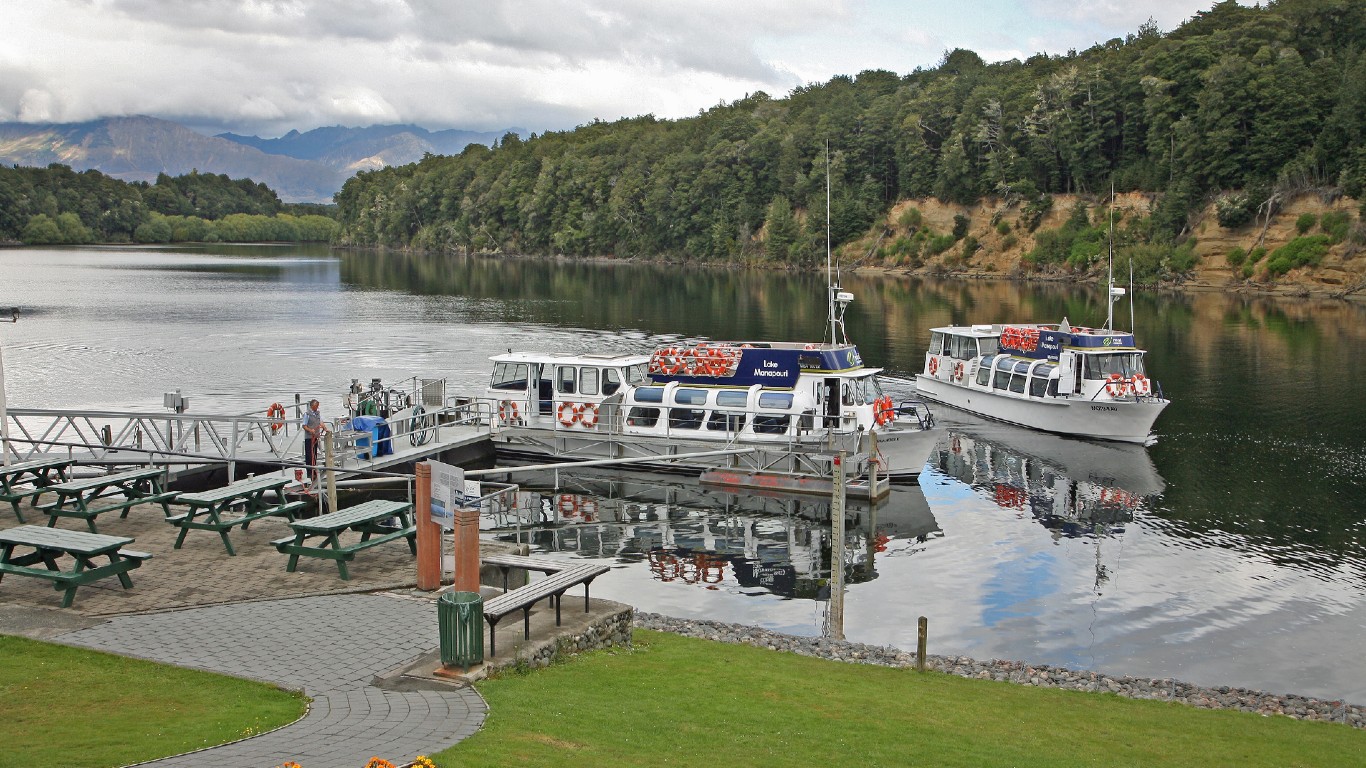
<box><xmin>826</xmin><ymin>141</ymin><xmax>838</xmax><ymax>346</ymax></box>
<box><xmin>1104</xmin><ymin>183</ymin><xmax>1125</xmax><ymax>332</ymax></box>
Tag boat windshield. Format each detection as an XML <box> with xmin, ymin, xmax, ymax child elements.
<box><xmin>844</xmin><ymin>375</ymin><xmax>883</xmax><ymax>405</ymax></box>
<box><xmin>491</xmin><ymin>362</ymin><xmax>529</xmax><ymax>391</ymax></box>
<box><xmin>1082</xmin><ymin>352</ymin><xmax>1146</xmax><ymax>379</ymax></box>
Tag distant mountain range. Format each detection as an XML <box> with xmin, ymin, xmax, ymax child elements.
<box><xmin>0</xmin><ymin>116</ymin><xmax>518</xmax><ymax>202</ymax></box>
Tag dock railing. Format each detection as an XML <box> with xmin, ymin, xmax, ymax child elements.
<box><xmin>2</xmin><ymin>399</ymin><xmax>495</xmax><ymax>476</ymax></box>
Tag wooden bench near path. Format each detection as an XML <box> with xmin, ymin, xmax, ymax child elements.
<box><xmin>479</xmin><ymin>553</ymin><xmax>610</xmax><ymax>657</ymax></box>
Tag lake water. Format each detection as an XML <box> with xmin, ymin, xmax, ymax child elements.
<box><xmin>3</xmin><ymin>244</ymin><xmax>1366</xmax><ymax>703</ymax></box>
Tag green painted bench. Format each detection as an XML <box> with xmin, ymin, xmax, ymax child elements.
<box><xmin>0</xmin><ymin>458</ymin><xmax>75</xmax><ymax>522</ymax></box>
<box><xmin>170</xmin><ymin>475</ymin><xmax>304</xmax><ymax>555</ymax></box>
<box><xmin>35</xmin><ymin>467</ymin><xmax>177</xmax><ymax>533</ymax></box>
<box><xmin>0</xmin><ymin>525</ymin><xmax>152</xmax><ymax>608</ymax></box>
<box><xmin>271</xmin><ymin>499</ymin><xmax>416</xmax><ymax>580</ymax></box>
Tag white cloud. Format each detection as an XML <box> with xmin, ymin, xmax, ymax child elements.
<box><xmin>1</xmin><ymin>0</ymin><xmax>1251</xmax><ymax>137</ymax></box>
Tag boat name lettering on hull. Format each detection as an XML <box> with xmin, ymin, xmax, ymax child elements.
<box><xmin>1091</xmin><ymin>405</ymin><xmax>1117</xmax><ymax>412</ymax></box>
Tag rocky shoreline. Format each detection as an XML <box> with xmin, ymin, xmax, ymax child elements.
<box><xmin>633</xmin><ymin>612</ymin><xmax>1365</xmax><ymax>729</ymax></box>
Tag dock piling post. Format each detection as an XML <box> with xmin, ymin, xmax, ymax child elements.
<box><xmin>917</xmin><ymin>616</ymin><xmax>928</xmax><ymax>672</ymax></box>
<box><xmin>828</xmin><ymin>451</ymin><xmax>846</xmax><ymax>641</ymax></box>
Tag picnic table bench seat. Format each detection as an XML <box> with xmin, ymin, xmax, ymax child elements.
<box><xmin>271</xmin><ymin>499</ymin><xmax>416</xmax><ymax>580</ymax></box>
<box><xmin>481</xmin><ymin>562</ymin><xmax>610</xmax><ymax>657</ymax></box>
<box><xmin>38</xmin><ymin>491</ymin><xmax>181</xmax><ymax>531</ymax></box>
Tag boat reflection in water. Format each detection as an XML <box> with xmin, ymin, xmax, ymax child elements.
<box><xmin>932</xmin><ymin>409</ymin><xmax>1165</xmax><ymax>539</ymax></box>
<box><xmin>480</xmin><ymin>470</ymin><xmax>938</xmax><ymax>600</ymax></box>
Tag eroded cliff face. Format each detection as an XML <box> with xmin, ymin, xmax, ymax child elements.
<box><xmin>851</xmin><ymin>193</ymin><xmax>1366</xmax><ymax>298</ymax></box>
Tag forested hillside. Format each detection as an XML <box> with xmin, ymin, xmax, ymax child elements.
<box><xmin>333</xmin><ymin>0</ymin><xmax>1366</xmax><ymax>286</ymax></box>
<box><xmin>0</xmin><ymin>165</ymin><xmax>338</xmax><ymax>245</ymax></box>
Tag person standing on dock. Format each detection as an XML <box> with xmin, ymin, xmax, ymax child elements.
<box><xmin>302</xmin><ymin>399</ymin><xmax>326</xmax><ymax>475</ymax></box>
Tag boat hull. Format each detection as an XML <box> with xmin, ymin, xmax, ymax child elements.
<box><xmin>914</xmin><ymin>374</ymin><xmax>1166</xmax><ymax>444</ymax></box>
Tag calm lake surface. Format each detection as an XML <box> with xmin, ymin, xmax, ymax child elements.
<box><xmin>4</xmin><ymin>244</ymin><xmax>1366</xmax><ymax>703</ymax></box>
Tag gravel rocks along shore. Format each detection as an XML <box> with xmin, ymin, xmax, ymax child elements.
<box><xmin>634</xmin><ymin>612</ymin><xmax>1364</xmax><ymax>728</ymax></box>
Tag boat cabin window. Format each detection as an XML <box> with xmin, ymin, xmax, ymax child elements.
<box><xmin>626</xmin><ymin>364</ymin><xmax>647</xmax><ymax>385</ymax></box>
<box><xmin>1029</xmin><ymin>362</ymin><xmax>1054</xmax><ymax>397</ymax></box>
<box><xmin>1009</xmin><ymin>360</ymin><xmax>1030</xmax><ymax>394</ymax></box>
<box><xmin>928</xmin><ymin>332</ymin><xmax>944</xmax><ymax>355</ymax></box>
<box><xmin>976</xmin><ymin>355</ymin><xmax>995</xmax><ymax>386</ymax></box>
<box><xmin>978</xmin><ymin>337</ymin><xmax>1000</xmax><ymax>356</ymax></box>
<box><xmin>634</xmin><ymin>387</ymin><xmax>664</xmax><ymax>404</ymax></box>
<box><xmin>603</xmin><ymin>368</ymin><xmax>622</xmax><ymax>396</ymax></box>
<box><xmin>758</xmin><ymin>392</ymin><xmax>794</xmax><ymax>410</ymax></box>
<box><xmin>674</xmin><ymin>388</ymin><xmax>708</xmax><ymax>406</ymax></box>
<box><xmin>992</xmin><ymin>358</ymin><xmax>1011</xmax><ymax>390</ymax></box>
<box><xmin>707</xmin><ymin>411</ymin><xmax>746</xmax><ymax>432</ymax></box>
<box><xmin>626</xmin><ymin>407</ymin><xmax>660</xmax><ymax>427</ymax></box>
<box><xmin>716</xmin><ymin>390</ymin><xmax>749</xmax><ymax>408</ymax></box>
<box><xmin>556</xmin><ymin>366</ymin><xmax>576</xmax><ymax>394</ymax></box>
<box><xmin>580</xmin><ymin>368</ymin><xmax>600</xmax><ymax>396</ymax></box>
<box><xmin>753</xmin><ymin>414</ymin><xmax>791</xmax><ymax>434</ymax></box>
<box><xmin>669</xmin><ymin>408</ymin><xmax>704</xmax><ymax>430</ymax></box>
<box><xmin>1082</xmin><ymin>353</ymin><xmax>1146</xmax><ymax>380</ymax></box>
<box><xmin>947</xmin><ymin>334</ymin><xmax>977</xmax><ymax>360</ymax></box>
<box><xmin>491</xmin><ymin>362</ymin><xmax>529</xmax><ymax>391</ymax></box>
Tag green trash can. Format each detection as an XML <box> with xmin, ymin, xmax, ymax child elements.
<box><xmin>438</xmin><ymin>591</ymin><xmax>484</xmax><ymax>669</ymax></box>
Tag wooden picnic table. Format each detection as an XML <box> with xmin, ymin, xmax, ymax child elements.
<box><xmin>0</xmin><ymin>525</ymin><xmax>152</xmax><ymax>608</ymax></box>
<box><xmin>0</xmin><ymin>458</ymin><xmax>75</xmax><ymax>522</ymax></box>
<box><xmin>171</xmin><ymin>475</ymin><xmax>307</xmax><ymax>556</ymax></box>
<box><xmin>272</xmin><ymin>499</ymin><xmax>415</xmax><ymax>580</ymax></box>
<box><xmin>37</xmin><ymin>467</ymin><xmax>177</xmax><ymax>533</ymax></box>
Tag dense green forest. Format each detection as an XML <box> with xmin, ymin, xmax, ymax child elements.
<box><xmin>0</xmin><ymin>165</ymin><xmax>338</xmax><ymax>245</ymax></box>
<box><xmin>332</xmin><ymin>0</ymin><xmax>1366</xmax><ymax>272</ymax></box>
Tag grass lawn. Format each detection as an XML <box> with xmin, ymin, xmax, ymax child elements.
<box><xmin>440</xmin><ymin>630</ymin><xmax>1365</xmax><ymax>768</ymax></box>
<box><xmin>0</xmin><ymin>635</ymin><xmax>308</xmax><ymax>768</ymax></box>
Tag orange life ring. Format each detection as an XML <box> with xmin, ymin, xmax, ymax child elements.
<box><xmin>953</xmin><ymin>361</ymin><xmax>965</xmax><ymax>381</ymax></box>
<box><xmin>499</xmin><ymin>400</ymin><xmax>520</xmax><ymax>424</ymax></box>
<box><xmin>558</xmin><ymin>494</ymin><xmax>579</xmax><ymax>516</ymax></box>
<box><xmin>558</xmin><ymin>401</ymin><xmax>579</xmax><ymax>427</ymax></box>
<box><xmin>578</xmin><ymin>499</ymin><xmax>598</xmax><ymax>520</ymax></box>
<box><xmin>1104</xmin><ymin>373</ymin><xmax>1126</xmax><ymax>398</ymax></box>
<box><xmin>928</xmin><ymin>357</ymin><xmax>939</xmax><ymax>375</ymax></box>
<box><xmin>1129</xmin><ymin>373</ymin><xmax>1151</xmax><ymax>396</ymax></box>
<box><xmin>579</xmin><ymin>403</ymin><xmax>599</xmax><ymax>428</ymax></box>
<box><xmin>876</xmin><ymin>397</ymin><xmax>895</xmax><ymax>425</ymax></box>
<box><xmin>267</xmin><ymin>402</ymin><xmax>286</xmax><ymax>432</ymax></box>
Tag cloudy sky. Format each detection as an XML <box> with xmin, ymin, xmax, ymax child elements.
<box><xmin>3</xmin><ymin>0</ymin><xmax>1238</xmax><ymax>138</ymax></box>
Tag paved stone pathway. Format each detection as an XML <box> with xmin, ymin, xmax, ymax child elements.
<box><xmin>61</xmin><ymin>593</ymin><xmax>486</xmax><ymax>767</ymax></box>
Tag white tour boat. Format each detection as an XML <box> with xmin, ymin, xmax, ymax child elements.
<box><xmin>916</xmin><ymin>200</ymin><xmax>1170</xmax><ymax>444</ymax></box>
<box><xmin>914</xmin><ymin>320</ymin><xmax>1169</xmax><ymax>443</ymax></box>
<box><xmin>479</xmin><ymin>292</ymin><xmax>940</xmax><ymax>485</ymax></box>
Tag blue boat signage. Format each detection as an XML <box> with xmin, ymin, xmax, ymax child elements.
<box><xmin>649</xmin><ymin>343</ymin><xmax>862</xmax><ymax>388</ymax></box>
<box><xmin>1001</xmin><ymin>326</ymin><xmax>1134</xmax><ymax>361</ymax></box>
